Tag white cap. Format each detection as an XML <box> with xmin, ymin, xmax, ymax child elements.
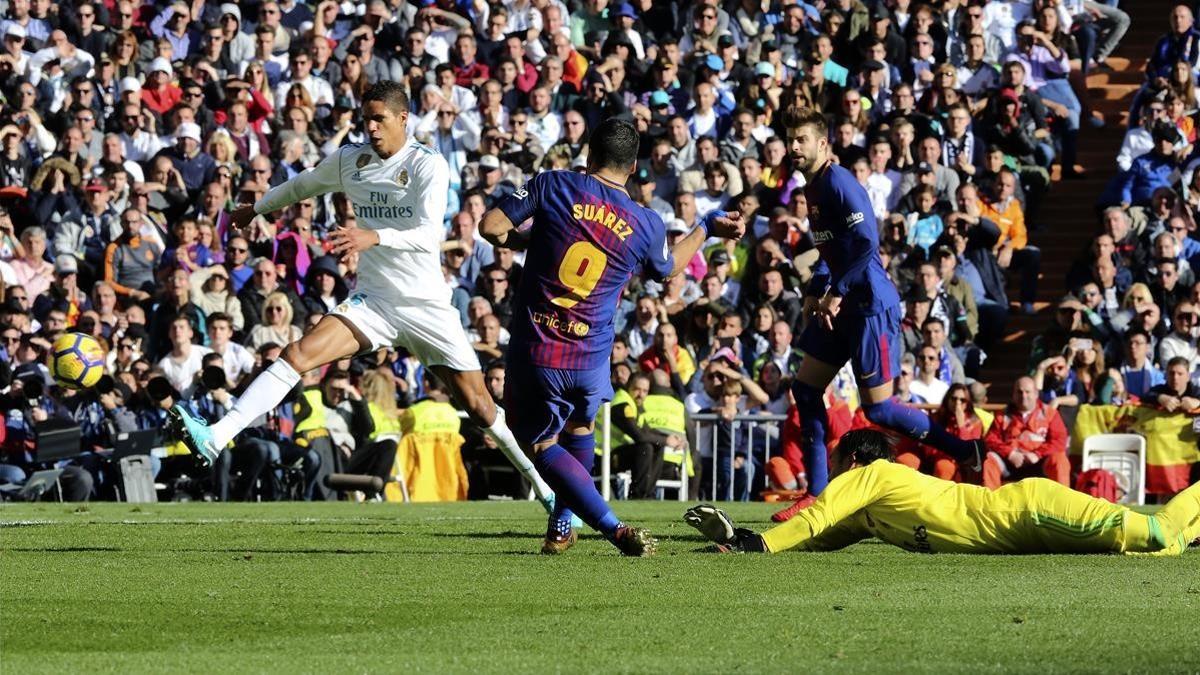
<box><xmin>149</xmin><ymin>57</ymin><xmax>173</xmax><ymax>76</ymax></box>
<box><xmin>5</xmin><ymin>24</ymin><xmax>26</xmax><ymax>39</ymax></box>
<box><xmin>479</xmin><ymin>154</ymin><xmax>500</xmax><ymax>170</ymax></box>
<box><xmin>119</xmin><ymin>76</ymin><xmax>142</xmax><ymax>93</ymax></box>
<box><xmin>667</xmin><ymin>218</ymin><xmax>689</xmax><ymax>234</ymax></box>
<box><xmin>175</xmin><ymin>122</ymin><xmax>201</xmax><ymax>142</ymax></box>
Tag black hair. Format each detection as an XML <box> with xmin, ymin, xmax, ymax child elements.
<box><xmin>588</xmin><ymin>117</ymin><xmax>640</xmax><ymax>171</ymax></box>
<box><xmin>837</xmin><ymin>429</ymin><xmax>895</xmax><ymax>465</ymax></box>
<box><xmin>362</xmin><ymin>80</ymin><xmax>410</xmax><ymax>113</ymax></box>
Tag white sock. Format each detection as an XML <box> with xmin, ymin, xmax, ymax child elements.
<box><xmin>210</xmin><ymin>359</ymin><xmax>301</xmax><ymax>448</ymax></box>
<box><xmin>484</xmin><ymin>407</ymin><xmax>553</xmax><ymax>501</ymax></box>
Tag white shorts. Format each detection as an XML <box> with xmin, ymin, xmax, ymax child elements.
<box><xmin>330</xmin><ymin>292</ymin><xmax>481</xmax><ymax>372</ymax></box>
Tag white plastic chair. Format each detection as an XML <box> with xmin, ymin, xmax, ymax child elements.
<box><xmin>1081</xmin><ymin>433</ymin><xmax>1146</xmax><ymax>506</ymax></box>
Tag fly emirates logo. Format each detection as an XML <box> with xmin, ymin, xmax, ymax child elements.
<box><xmin>572</xmin><ymin>202</ymin><xmax>634</xmax><ymax>241</ymax></box>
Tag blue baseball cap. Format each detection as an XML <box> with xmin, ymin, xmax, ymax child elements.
<box><xmin>649</xmin><ymin>90</ymin><xmax>670</xmax><ymax>107</ymax></box>
<box><xmin>704</xmin><ymin>53</ymin><xmax>723</xmax><ymax>71</ymax></box>
<box><xmin>755</xmin><ymin>62</ymin><xmax>774</xmax><ymax>78</ymax></box>
<box><xmin>611</xmin><ymin>2</ymin><xmax>636</xmax><ymax>18</ymax></box>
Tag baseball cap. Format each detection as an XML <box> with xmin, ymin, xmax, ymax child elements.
<box><xmin>703</xmin><ymin>53</ymin><xmax>723</xmax><ymax>71</ymax></box>
<box><xmin>479</xmin><ymin>154</ymin><xmax>500</xmax><ymax>171</ymax></box>
<box><xmin>717</xmin><ymin>34</ymin><xmax>734</xmax><ymax>48</ymax></box>
<box><xmin>150</xmin><ymin>57</ymin><xmax>173</xmax><ymax>76</ymax></box>
<box><xmin>119</xmin><ymin>76</ymin><xmax>142</xmax><ymax>94</ymax></box>
<box><xmin>667</xmin><ymin>219</ymin><xmax>689</xmax><ymax>235</ymax></box>
<box><xmin>611</xmin><ymin>2</ymin><xmax>637</xmax><ymax>19</ymax></box>
<box><xmin>710</xmin><ymin>249</ymin><xmax>731</xmax><ymax>265</ymax></box>
<box><xmin>175</xmin><ymin>122</ymin><xmax>201</xmax><ymax>142</ymax></box>
<box><xmin>761</xmin><ymin>40</ymin><xmax>779</xmax><ymax>53</ymax></box>
<box><xmin>916</xmin><ymin>161</ymin><xmax>934</xmax><ymax>174</ymax></box>
<box><xmin>862</xmin><ymin>59</ymin><xmax>887</xmax><ymax>72</ymax></box>
<box><xmin>84</xmin><ymin>177</ymin><xmax>107</xmax><ymax>192</ymax></box>
<box><xmin>754</xmin><ymin>62</ymin><xmax>774</xmax><ymax>78</ymax></box>
<box><xmin>5</xmin><ymin>24</ymin><xmax>26</xmax><ymax>39</ymax></box>
<box><xmin>710</xmin><ymin>346</ymin><xmax>741</xmax><ymax>366</ymax></box>
<box><xmin>649</xmin><ymin>90</ymin><xmax>670</xmax><ymax>107</ymax></box>
<box><xmin>54</xmin><ymin>256</ymin><xmax>78</xmax><ymax>274</ymax></box>
<box><xmin>631</xmin><ymin>168</ymin><xmax>655</xmax><ymax>185</ymax></box>
<box><xmin>654</xmin><ymin>54</ymin><xmax>675</xmax><ymax>70</ymax></box>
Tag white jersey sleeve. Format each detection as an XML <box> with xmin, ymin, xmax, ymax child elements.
<box><xmin>255</xmin><ymin>146</ymin><xmax>346</xmax><ymax>214</ymax></box>
<box><xmin>375</xmin><ymin>151</ymin><xmax>450</xmax><ymax>254</ymax></box>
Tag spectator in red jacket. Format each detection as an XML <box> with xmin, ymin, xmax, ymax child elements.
<box><xmin>983</xmin><ymin>376</ymin><xmax>1070</xmax><ymax>489</ymax></box>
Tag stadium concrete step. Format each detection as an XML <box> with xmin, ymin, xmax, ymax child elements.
<box><xmin>976</xmin><ymin>2</ymin><xmax>1174</xmax><ymax>396</ymax></box>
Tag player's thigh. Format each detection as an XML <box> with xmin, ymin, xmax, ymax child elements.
<box><xmin>284</xmin><ymin>313</ymin><xmax>371</xmax><ymax>372</ymax></box>
<box><xmin>562</xmin><ymin>367</ymin><xmax>615</xmax><ymax>436</ymax></box>
<box><xmin>503</xmin><ymin>363</ymin><xmax>574</xmax><ymax>449</ymax></box>
<box><xmin>852</xmin><ymin>306</ymin><xmax>902</xmax><ymax>403</ymax></box>
<box><xmin>1022</xmin><ymin>478</ymin><xmax>1128</xmax><ymax>552</ymax></box>
<box><xmin>392</xmin><ymin>302</ymin><xmax>481</xmax><ymax>373</ymax></box>
<box><xmin>795</xmin><ymin>320</ymin><xmax>848</xmax><ymax>388</ymax></box>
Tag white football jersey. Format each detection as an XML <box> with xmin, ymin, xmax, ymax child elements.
<box><xmin>255</xmin><ymin>138</ymin><xmax>451</xmax><ymax>304</ymax></box>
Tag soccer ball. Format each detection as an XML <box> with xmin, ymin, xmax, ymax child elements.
<box><xmin>50</xmin><ymin>332</ymin><xmax>106</xmax><ymax>389</ymax></box>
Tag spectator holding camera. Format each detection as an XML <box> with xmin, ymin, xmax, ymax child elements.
<box><xmin>190</xmin><ymin>356</ymin><xmax>270</xmax><ymax>501</ymax></box>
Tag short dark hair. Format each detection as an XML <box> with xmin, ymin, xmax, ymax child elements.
<box><xmin>837</xmin><ymin>429</ymin><xmax>895</xmax><ymax>465</ymax></box>
<box><xmin>208</xmin><ymin>312</ymin><xmax>233</xmax><ymax>327</ymax></box>
<box><xmin>780</xmin><ymin>106</ymin><xmax>828</xmax><ymax>137</ymax></box>
<box><xmin>1167</xmin><ymin>356</ymin><xmax>1191</xmax><ymax>371</ymax></box>
<box><xmin>588</xmin><ymin>117</ymin><xmax>639</xmax><ymax>171</ymax></box>
<box><xmin>362</xmin><ymin>80</ymin><xmax>410</xmax><ymax>113</ymax></box>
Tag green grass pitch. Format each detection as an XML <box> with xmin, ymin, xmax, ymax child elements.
<box><xmin>2</xmin><ymin>500</ymin><xmax>1199</xmax><ymax>673</ymax></box>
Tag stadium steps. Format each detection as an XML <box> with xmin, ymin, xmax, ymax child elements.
<box><xmin>979</xmin><ymin>6</ymin><xmax>1168</xmax><ymax>400</ymax></box>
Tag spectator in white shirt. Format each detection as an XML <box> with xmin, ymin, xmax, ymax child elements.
<box><xmin>910</xmin><ymin>344</ymin><xmax>950</xmax><ymax>405</ymax></box>
<box><xmin>158</xmin><ymin>316</ymin><xmax>212</xmax><ymax>394</ymax></box>
<box><xmin>274</xmin><ymin>49</ymin><xmax>334</xmax><ymax>110</ymax></box>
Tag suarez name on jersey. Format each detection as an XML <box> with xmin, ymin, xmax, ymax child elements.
<box><xmin>804</xmin><ymin>162</ymin><xmax>900</xmax><ymax>316</ymax></box>
<box><xmin>497</xmin><ymin>170</ymin><xmax>673</xmax><ymax>370</ymax></box>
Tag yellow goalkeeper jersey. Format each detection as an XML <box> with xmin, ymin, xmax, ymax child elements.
<box><xmin>761</xmin><ymin>461</ymin><xmax>1138</xmax><ymax>555</ymax></box>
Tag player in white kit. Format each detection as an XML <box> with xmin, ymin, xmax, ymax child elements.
<box><xmin>168</xmin><ymin>81</ymin><xmax>557</xmax><ymax>511</ymax></box>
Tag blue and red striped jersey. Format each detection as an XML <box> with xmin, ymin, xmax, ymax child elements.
<box><xmin>498</xmin><ymin>170</ymin><xmax>673</xmax><ymax>370</ymax></box>
<box><xmin>804</xmin><ymin>161</ymin><xmax>901</xmax><ymax>316</ymax></box>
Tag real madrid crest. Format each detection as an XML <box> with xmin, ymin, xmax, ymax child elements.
<box><xmin>395</xmin><ymin>169</ymin><xmax>409</xmax><ymax>187</ymax></box>
<box><xmin>355</xmin><ymin>153</ymin><xmax>370</xmax><ymax>170</ymax></box>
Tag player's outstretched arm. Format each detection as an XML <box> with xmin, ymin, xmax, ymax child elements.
<box><xmin>667</xmin><ymin>210</ymin><xmax>744</xmax><ymax>278</ymax></box>
<box><xmin>232</xmin><ymin>148</ymin><xmax>346</xmax><ymax>231</ymax></box>
<box><xmin>759</xmin><ymin>463</ymin><xmax>890</xmax><ymax>553</ymax></box>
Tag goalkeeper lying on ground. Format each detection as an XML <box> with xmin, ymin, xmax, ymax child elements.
<box><xmin>686</xmin><ymin>430</ymin><xmax>1200</xmax><ymax>555</ymax></box>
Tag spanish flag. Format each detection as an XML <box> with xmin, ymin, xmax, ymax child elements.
<box><xmin>1071</xmin><ymin>405</ymin><xmax>1200</xmax><ymax>495</ymax></box>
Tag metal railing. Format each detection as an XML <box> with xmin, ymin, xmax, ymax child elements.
<box><xmin>597</xmin><ymin>403</ymin><xmax>788</xmax><ymax>501</ymax></box>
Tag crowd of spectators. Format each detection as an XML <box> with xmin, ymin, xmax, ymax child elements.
<box><xmin>7</xmin><ymin>0</ymin><xmax>1193</xmax><ymax>505</ymax></box>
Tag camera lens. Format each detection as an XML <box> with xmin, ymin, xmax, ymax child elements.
<box><xmin>201</xmin><ymin>364</ymin><xmax>227</xmax><ymax>391</ymax></box>
<box><xmin>147</xmin><ymin>376</ymin><xmax>174</xmax><ymax>402</ymax></box>
<box><xmin>95</xmin><ymin>374</ymin><xmax>115</xmax><ymax>395</ymax></box>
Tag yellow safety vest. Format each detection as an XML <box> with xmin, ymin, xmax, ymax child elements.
<box><xmin>638</xmin><ymin>393</ymin><xmax>692</xmax><ymax>475</ymax></box>
<box><xmin>292</xmin><ymin>388</ymin><xmax>328</xmax><ymax>444</ymax></box>
<box><xmin>367</xmin><ymin>401</ymin><xmax>402</xmax><ymax>441</ymax></box>
<box><xmin>402</xmin><ymin>399</ymin><xmax>462</xmax><ymax>435</ymax></box>
<box><xmin>595</xmin><ymin>387</ymin><xmax>636</xmax><ymax>452</ymax></box>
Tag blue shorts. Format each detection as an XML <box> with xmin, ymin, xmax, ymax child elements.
<box><xmin>797</xmin><ymin>303</ymin><xmax>902</xmax><ymax>389</ymax></box>
<box><xmin>503</xmin><ymin>361</ymin><xmax>614</xmax><ymax>446</ymax></box>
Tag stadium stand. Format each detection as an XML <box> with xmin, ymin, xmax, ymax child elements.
<box><xmin>1</xmin><ymin>0</ymin><xmax>1197</xmax><ymax>506</ymax></box>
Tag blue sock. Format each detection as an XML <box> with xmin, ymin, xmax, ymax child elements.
<box><xmin>861</xmin><ymin>399</ymin><xmax>975</xmax><ymax>461</ymax></box>
<box><xmin>534</xmin><ymin>443</ymin><xmax>620</xmax><ymax>536</ymax></box>
<box><xmin>790</xmin><ymin>381</ymin><xmax>829</xmax><ymax>495</ymax></box>
<box><xmin>554</xmin><ymin>433</ymin><xmax>596</xmax><ymax>528</ymax></box>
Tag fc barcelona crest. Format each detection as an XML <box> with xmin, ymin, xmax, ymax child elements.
<box><xmin>355</xmin><ymin>153</ymin><xmax>371</xmax><ymax>169</ymax></box>
<box><xmin>396</xmin><ymin>169</ymin><xmax>409</xmax><ymax>187</ymax></box>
